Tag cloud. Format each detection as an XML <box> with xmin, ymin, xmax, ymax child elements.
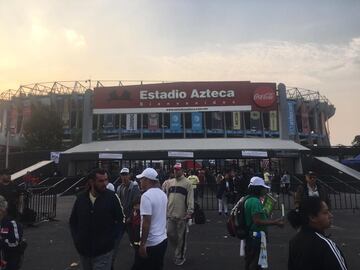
<box><xmin>64</xmin><ymin>29</ymin><xmax>86</xmax><ymax>48</ymax></box>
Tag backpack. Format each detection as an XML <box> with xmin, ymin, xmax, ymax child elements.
<box><xmin>226</xmin><ymin>195</ymin><xmax>249</xmax><ymax>239</ymax></box>
<box><xmin>193</xmin><ymin>202</ymin><xmax>206</xmax><ymax>224</ymax></box>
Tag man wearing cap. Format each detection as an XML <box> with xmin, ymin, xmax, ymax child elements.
<box><xmin>117</xmin><ymin>168</ymin><xmax>141</xmax><ymax>225</ymax></box>
<box><xmin>294</xmin><ymin>171</ymin><xmax>331</xmax><ymax>209</ymax></box>
<box><xmin>69</xmin><ymin>168</ymin><xmax>125</xmax><ymax>270</ymax></box>
<box><xmin>135</xmin><ymin>168</ymin><xmax>168</xmax><ymax>270</ymax></box>
<box><xmin>244</xmin><ymin>176</ymin><xmax>284</xmax><ymax>270</ymax></box>
<box><xmin>111</xmin><ymin>168</ymin><xmax>140</xmax><ymax>269</ymax></box>
<box><xmin>163</xmin><ymin>163</ymin><xmax>194</xmax><ymax>266</ymax></box>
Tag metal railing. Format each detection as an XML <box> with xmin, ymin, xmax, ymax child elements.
<box><xmin>196</xmin><ymin>182</ymin><xmax>360</xmax><ymax>211</ymax></box>
<box><xmin>20</xmin><ymin>187</ymin><xmax>57</xmax><ymax>224</ymax></box>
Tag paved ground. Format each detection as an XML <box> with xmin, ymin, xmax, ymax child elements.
<box><xmin>22</xmin><ymin>196</ymin><xmax>360</xmax><ymax>270</ymax></box>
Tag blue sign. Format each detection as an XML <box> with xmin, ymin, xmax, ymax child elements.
<box><xmin>287</xmin><ymin>101</ymin><xmax>297</xmax><ymax>135</ymax></box>
<box><xmin>170</xmin><ymin>112</ymin><xmax>181</xmax><ymax>131</ymax></box>
<box><xmin>191</xmin><ymin>112</ymin><xmax>203</xmax><ymax>131</ymax></box>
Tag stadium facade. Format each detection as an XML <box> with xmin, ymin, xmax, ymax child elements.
<box><xmin>0</xmin><ymin>81</ymin><xmax>335</xmax><ymax>176</ymax></box>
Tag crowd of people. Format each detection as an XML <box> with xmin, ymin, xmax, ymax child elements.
<box><xmin>67</xmin><ymin>163</ymin><xmax>349</xmax><ymax>270</ymax></box>
<box><xmin>0</xmin><ymin>163</ymin><xmax>349</xmax><ymax>270</ymax></box>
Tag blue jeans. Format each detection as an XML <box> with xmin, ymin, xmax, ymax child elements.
<box><xmin>80</xmin><ymin>250</ymin><xmax>113</xmax><ymax>270</ymax></box>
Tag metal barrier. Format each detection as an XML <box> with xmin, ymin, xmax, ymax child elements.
<box><xmin>196</xmin><ymin>182</ymin><xmax>360</xmax><ymax>211</ymax></box>
<box><xmin>20</xmin><ymin>186</ymin><xmax>57</xmax><ymax>224</ymax></box>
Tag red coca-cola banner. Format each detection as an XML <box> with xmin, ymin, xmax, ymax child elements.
<box><xmin>93</xmin><ymin>81</ymin><xmax>277</xmax><ymax>114</ymax></box>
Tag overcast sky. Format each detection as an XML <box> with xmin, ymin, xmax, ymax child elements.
<box><xmin>1</xmin><ymin>0</ymin><xmax>359</xmax><ymax>145</ymax></box>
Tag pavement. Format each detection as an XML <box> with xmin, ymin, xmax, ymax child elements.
<box><xmin>22</xmin><ymin>196</ymin><xmax>360</xmax><ymax>270</ymax></box>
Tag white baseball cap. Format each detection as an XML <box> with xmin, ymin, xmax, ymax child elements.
<box><xmin>120</xmin><ymin>168</ymin><xmax>130</xmax><ymax>174</ymax></box>
<box><xmin>248</xmin><ymin>176</ymin><xmax>270</xmax><ymax>189</ymax></box>
<box><xmin>136</xmin><ymin>168</ymin><xmax>159</xmax><ymax>181</ymax></box>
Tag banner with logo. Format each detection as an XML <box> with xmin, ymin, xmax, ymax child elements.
<box><xmin>170</xmin><ymin>112</ymin><xmax>181</xmax><ymax>131</ymax></box>
<box><xmin>191</xmin><ymin>112</ymin><xmax>203</xmax><ymax>131</ymax></box>
<box><xmin>94</xmin><ymin>82</ymin><xmax>277</xmax><ymax>114</ymax></box>
<box><xmin>211</xmin><ymin>112</ymin><xmax>223</xmax><ymax>129</ymax></box>
<box><xmin>126</xmin><ymin>113</ymin><xmax>137</xmax><ymax>130</ymax></box>
<box><xmin>232</xmin><ymin>112</ymin><xmax>241</xmax><ymax>130</ymax></box>
<box><xmin>269</xmin><ymin>110</ymin><xmax>278</xmax><ymax>131</ymax></box>
<box><xmin>287</xmin><ymin>101</ymin><xmax>297</xmax><ymax>135</ymax></box>
<box><xmin>301</xmin><ymin>104</ymin><xmax>310</xmax><ymax>134</ymax></box>
<box><xmin>250</xmin><ymin>111</ymin><xmax>261</xmax><ymax>130</ymax></box>
<box><xmin>148</xmin><ymin>113</ymin><xmax>159</xmax><ymax>131</ymax></box>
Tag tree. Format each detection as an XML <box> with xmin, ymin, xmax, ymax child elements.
<box><xmin>352</xmin><ymin>135</ymin><xmax>360</xmax><ymax>147</ymax></box>
<box><xmin>23</xmin><ymin>105</ymin><xmax>63</xmax><ymax>150</ymax></box>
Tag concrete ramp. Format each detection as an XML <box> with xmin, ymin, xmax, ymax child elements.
<box><xmin>11</xmin><ymin>160</ymin><xmax>54</xmax><ymax>181</ymax></box>
<box><xmin>315</xmin><ymin>156</ymin><xmax>360</xmax><ymax>181</ymax></box>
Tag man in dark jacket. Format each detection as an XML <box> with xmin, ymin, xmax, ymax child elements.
<box><xmin>0</xmin><ymin>169</ymin><xmax>22</xmax><ymax>221</ymax></box>
<box><xmin>69</xmin><ymin>168</ymin><xmax>125</xmax><ymax>270</ymax></box>
<box><xmin>294</xmin><ymin>171</ymin><xmax>331</xmax><ymax>209</ymax></box>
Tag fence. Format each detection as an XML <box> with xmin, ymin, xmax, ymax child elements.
<box><xmin>20</xmin><ymin>186</ymin><xmax>57</xmax><ymax>224</ymax></box>
<box><xmin>196</xmin><ymin>182</ymin><xmax>360</xmax><ymax>212</ymax></box>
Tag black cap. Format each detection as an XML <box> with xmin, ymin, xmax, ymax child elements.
<box><xmin>306</xmin><ymin>171</ymin><xmax>316</xmax><ymax>176</ymax></box>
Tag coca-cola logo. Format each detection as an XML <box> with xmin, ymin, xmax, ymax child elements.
<box><xmin>253</xmin><ymin>87</ymin><xmax>276</xmax><ymax>107</ymax></box>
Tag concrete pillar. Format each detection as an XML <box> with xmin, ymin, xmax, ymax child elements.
<box><xmin>294</xmin><ymin>157</ymin><xmax>303</xmax><ymax>174</ymax></box>
<box><xmin>82</xmin><ymin>89</ymin><xmax>93</xmax><ymax>143</ymax></box>
<box><xmin>278</xmin><ymin>83</ymin><xmax>289</xmax><ymax>140</ymax></box>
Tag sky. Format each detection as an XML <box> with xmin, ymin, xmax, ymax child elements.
<box><xmin>0</xmin><ymin>0</ymin><xmax>359</xmax><ymax>145</ymax></box>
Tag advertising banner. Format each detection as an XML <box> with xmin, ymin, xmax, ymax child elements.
<box><xmin>287</xmin><ymin>101</ymin><xmax>297</xmax><ymax>135</ymax></box>
<box><xmin>232</xmin><ymin>112</ymin><xmax>241</xmax><ymax>130</ymax></box>
<box><xmin>103</xmin><ymin>114</ymin><xmax>115</xmax><ymax>129</ymax></box>
<box><xmin>62</xmin><ymin>98</ymin><xmax>70</xmax><ymax>128</ymax></box>
<box><xmin>250</xmin><ymin>111</ymin><xmax>261</xmax><ymax>130</ymax></box>
<box><xmin>170</xmin><ymin>112</ymin><xmax>181</xmax><ymax>131</ymax></box>
<box><xmin>22</xmin><ymin>100</ymin><xmax>32</xmax><ymax>122</ymax></box>
<box><xmin>269</xmin><ymin>110</ymin><xmax>278</xmax><ymax>131</ymax></box>
<box><xmin>9</xmin><ymin>105</ymin><xmax>18</xmax><ymax>135</ymax></box>
<box><xmin>320</xmin><ymin>112</ymin><xmax>327</xmax><ymax>135</ymax></box>
<box><xmin>301</xmin><ymin>104</ymin><xmax>310</xmax><ymax>134</ymax></box>
<box><xmin>94</xmin><ymin>81</ymin><xmax>277</xmax><ymax>114</ymax></box>
<box><xmin>191</xmin><ymin>112</ymin><xmax>203</xmax><ymax>131</ymax></box>
<box><xmin>148</xmin><ymin>113</ymin><xmax>159</xmax><ymax>131</ymax></box>
<box><xmin>126</xmin><ymin>113</ymin><xmax>137</xmax><ymax>131</ymax></box>
<box><xmin>211</xmin><ymin>112</ymin><xmax>223</xmax><ymax>129</ymax></box>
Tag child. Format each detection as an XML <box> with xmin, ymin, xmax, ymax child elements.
<box><xmin>129</xmin><ymin>197</ymin><xmax>141</xmax><ymax>270</ymax></box>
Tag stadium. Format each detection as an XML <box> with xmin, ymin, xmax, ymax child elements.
<box><xmin>1</xmin><ymin>79</ymin><xmax>360</xmax><ymax>216</ymax></box>
<box><xmin>0</xmin><ymin>80</ymin><xmax>336</xmax><ymax>176</ymax></box>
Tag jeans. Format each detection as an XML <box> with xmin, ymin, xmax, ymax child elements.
<box><xmin>80</xmin><ymin>250</ymin><xmax>113</xmax><ymax>270</ymax></box>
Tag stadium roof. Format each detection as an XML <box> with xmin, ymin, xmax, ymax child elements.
<box><xmin>63</xmin><ymin>138</ymin><xmax>309</xmax><ymax>154</ymax></box>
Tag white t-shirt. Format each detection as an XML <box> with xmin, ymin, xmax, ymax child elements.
<box><xmin>140</xmin><ymin>187</ymin><xmax>168</xmax><ymax>247</ymax></box>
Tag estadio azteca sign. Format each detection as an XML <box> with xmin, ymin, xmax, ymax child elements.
<box><xmin>93</xmin><ymin>81</ymin><xmax>277</xmax><ymax>114</ymax></box>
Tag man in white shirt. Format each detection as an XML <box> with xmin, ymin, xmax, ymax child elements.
<box><xmin>136</xmin><ymin>168</ymin><xmax>168</xmax><ymax>270</ymax></box>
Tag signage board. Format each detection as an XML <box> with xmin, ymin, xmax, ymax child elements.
<box><xmin>94</xmin><ymin>81</ymin><xmax>277</xmax><ymax>114</ymax></box>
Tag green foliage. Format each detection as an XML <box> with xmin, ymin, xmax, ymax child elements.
<box><xmin>352</xmin><ymin>135</ymin><xmax>360</xmax><ymax>147</ymax></box>
<box><xmin>23</xmin><ymin>105</ymin><xmax>63</xmax><ymax>150</ymax></box>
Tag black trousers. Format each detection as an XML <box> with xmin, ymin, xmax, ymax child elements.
<box><xmin>245</xmin><ymin>236</ymin><xmax>262</xmax><ymax>270</ymax></box>
<box><xmin>132</xmin><ymin>239</ymin><xmax>167</xmax><ymax>270</ymax></box>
